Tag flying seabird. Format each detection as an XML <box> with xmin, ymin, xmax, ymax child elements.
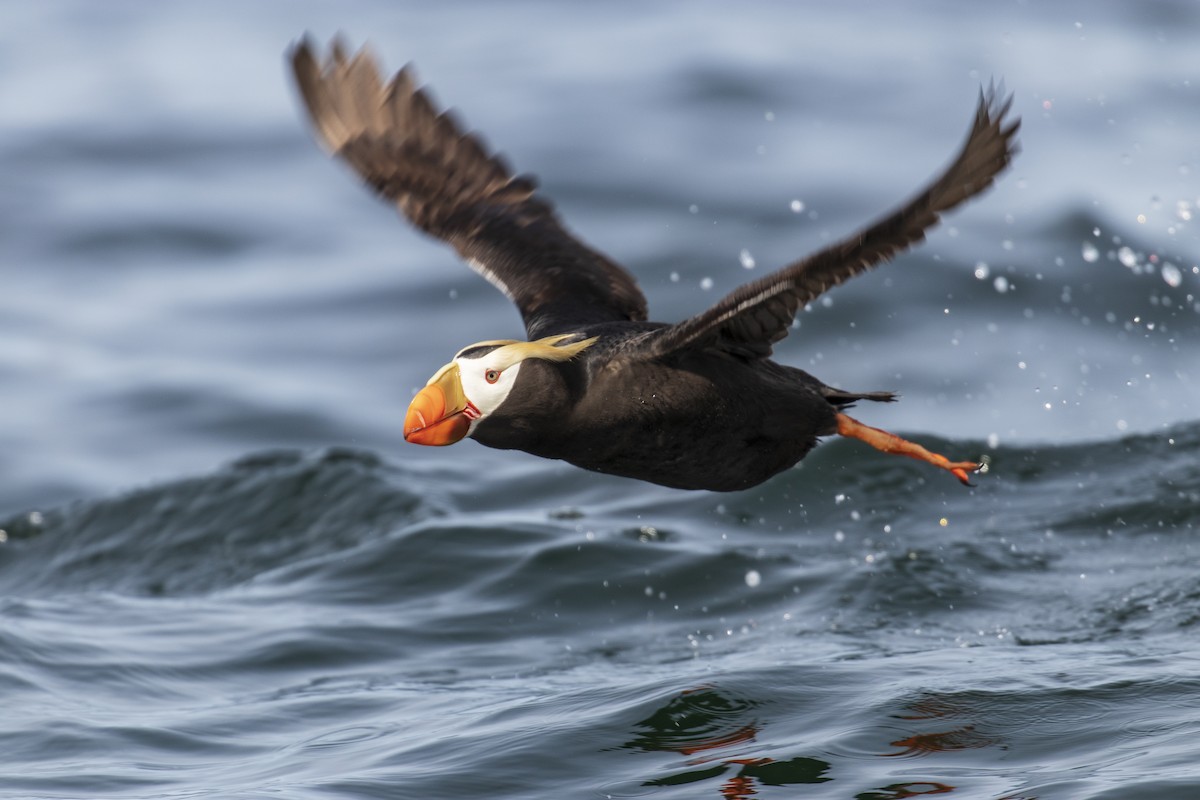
<box><xmin>290</xmin><ymin>37</ymin><xmax>1020</xmax><ymax>492</ymax></box>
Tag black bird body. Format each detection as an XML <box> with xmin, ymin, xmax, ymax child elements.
<box><xmin>290</xmin><ymin>37</ymin><xmax>1020</xmax><ymax>491</ymax></box>
<box><xmin>475</xmin><ymin>323</ymin><xmax>842</xmax><ymax>491</ymax></box>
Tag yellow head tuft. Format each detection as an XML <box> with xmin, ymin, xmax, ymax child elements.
<box><xmin>455</xmin><ymin>333</ymin><xmax>598</xmax><ymax>371</ymax></box>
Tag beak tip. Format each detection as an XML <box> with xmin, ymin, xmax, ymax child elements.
<box><xmin>403</xmin><ymin>371</ymin><xmax>471</xmax><ymax>446</ymax></box>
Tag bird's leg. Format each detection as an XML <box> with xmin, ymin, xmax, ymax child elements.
<box><xmin>835</xmin><ymin>413</ymin><xmax>979</xmax><ymax>486</ymax></box>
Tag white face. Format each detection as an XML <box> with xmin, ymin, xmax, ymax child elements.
<box><xmin>454</xmin><ymin>349</ymin><xmax>524</xmax><ymax>432</ymax></box>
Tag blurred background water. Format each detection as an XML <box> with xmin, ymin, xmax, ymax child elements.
<box><xmin>1</xmin><ymin>1</ymin><xmax>1199</xmax><ymax>798</ymax></box>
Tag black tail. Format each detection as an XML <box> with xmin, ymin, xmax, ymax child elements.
<box><xmin>822</xmin><ymin>387</ymin><xmax>897</xmax><ymax>408</ymax></box>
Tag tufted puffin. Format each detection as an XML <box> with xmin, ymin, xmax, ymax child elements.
<box><xmin>290</xmin><ymin>38</ymin><xmax>1020</xmax><ymax>492</ymax></box>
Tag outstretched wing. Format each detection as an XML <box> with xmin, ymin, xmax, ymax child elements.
<box><xmin>645</xmin><ymin>87</ymin><xmax>1020</xmax><ymax>360</ymax></box>
<box><xmin>290</xmin><ymin>37</ymin><xmax>648</xmax><ymax>339</ymax></box>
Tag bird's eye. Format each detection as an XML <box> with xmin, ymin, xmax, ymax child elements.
<box><xmin>485</xmin><ymin>369</ymin><xmax>500</xmax><ymax>384</ymax></box>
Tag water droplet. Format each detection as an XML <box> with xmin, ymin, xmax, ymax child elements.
<box><xmin>739</xmin><ymin>249</ymin><xmax>756</xmax><ymax>269</ymax></box>
<box><xmin>745</xmin><ymin>570</ymin><xmax>762</xmax><ymax>588</ymax></box>
<box><xmin>987</xmin><ymin>432</ymin><xmax>1000</xmax><ymax>449</ymax></box>
<box><xmin>1162</xmin><ymin>262</ymin><xmax>1183</xmax><ymax>287</ymax></box>
<box><xmin>1117</xmin><ymin>246</ymin><xmax>1138</xmax><ymax>269</ymax></box>
<box><xmin>993</xmin><ymin>276</ymin><xmax>1009</xmax><ymax>293</ymax></box>
<box><xmin>1081</xmin><ymin>242</ymin><xmax>1099</xmax><ymax>262</ymax></box>
<box><xmin>974</xmin><ymin>261</ymin><xmax>990</xmax><ymax>280</ymax></box>
<box><xmin>700</xmin><ymin>277</ymin><xmax>714</xmax><ymax>291</ymax></box>
<box><xmin>669</xmin><ymin>271</ymin><xmax>680</xmax><ymax>283</ymax></box>
<box><xmin>638</xmin><ymin>526</ymin><xmax>660</xmax><ymax>542</ymax></box>
<box><xmin>790</xmin><ymin>199</ymin><xmax>805</xmax><ymax>213</ymax></box>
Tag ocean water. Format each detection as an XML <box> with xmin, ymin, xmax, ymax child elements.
<box><xmin>2</xmin><ymin>2</ymin><xmax>1199</xmax><ymax>798</ymax></box>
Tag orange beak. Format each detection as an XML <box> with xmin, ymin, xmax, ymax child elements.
<box><xmin>403</xmin><ymin>362</ymin><xmax>473</xmax><ymax>446</ymax></box>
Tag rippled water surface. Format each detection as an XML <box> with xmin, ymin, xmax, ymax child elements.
<box><xmin>2</xmin><ymin>2</ymin><xmax>1199</xmax><ymax>798</ymax></box>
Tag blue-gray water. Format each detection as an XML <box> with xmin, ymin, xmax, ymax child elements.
<box><xmin>2</xmin><ymin>2</ymin><xmax>1199</xmax><ymax>798</ymax></box>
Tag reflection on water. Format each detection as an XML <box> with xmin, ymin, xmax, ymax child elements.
<box><xmin>621</xmin><ymin>685</ymin><xmax>1023</xmax><ymax>799</ymax></box>
<box><xmin>857</xmin><ymin>783</ymin><xmax>956</xmax><ymax>799</ymax></box>
<box><xmin>622</xmin><ymin>685</ymin><xmax>761</xmax><ymax>755</ymax></box>
<box><xmin>886</xmin><ymin>693</ymin><xmax>1000</xmax><ymax>759</ymax></box>
<box><xmin>621</xmin><ymin>685</ymin><xmax>829</xmax><ymax>797</ymax></box>
<box><xmin>884</xmin><ymin>726</ymin><xmax>996</xmax><ymax>758</ymax></box>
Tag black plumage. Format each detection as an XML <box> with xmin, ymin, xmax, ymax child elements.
<box><xmin>290</xmin><ymin>37</ymin><xmax>1020</xmax><ymax>491</ymax></box>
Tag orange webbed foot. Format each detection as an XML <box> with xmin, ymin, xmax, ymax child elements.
<box><xmin>836</xmin><ymin>413</ymin><xmax>981</xmax><ymax>487</ymax></box>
